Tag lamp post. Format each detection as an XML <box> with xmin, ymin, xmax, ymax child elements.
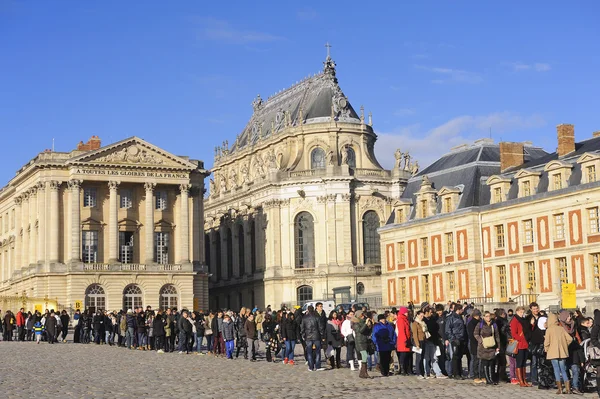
<box><xmin>348</xmin><ymin>265</ymin><xmax>361</xmax><ymax>302</ymax></box>
<box><xmin>319</xmin><ymin>271</ymin><xmax>329</xmax><ymax>300</ymax></box>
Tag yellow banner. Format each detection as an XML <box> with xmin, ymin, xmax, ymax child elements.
<box><xmin>74</xmin><ymin>300</ymin><xmax>83</xmax><ymax>310</ymax></box>
<box><xmin>562</xmin><ymin>283</ymin><xmax>577</xmax><ymax>309</ymax></box>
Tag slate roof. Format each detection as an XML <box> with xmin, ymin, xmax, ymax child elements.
<box><xmin>229</xmin><ymin>57</ymin><xmax>361</xmax><ymax>154</ymax></box>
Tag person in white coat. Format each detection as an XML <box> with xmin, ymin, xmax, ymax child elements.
<box><xmin>341</xmin><ymin>310</ymin><xmax>356</xmax><ymax>370</ymax></box>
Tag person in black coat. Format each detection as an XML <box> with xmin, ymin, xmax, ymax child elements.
<box><xmin>45</xmin><ymin>311</ymin><xmax>58</xmax><ymax>344</ymax></box>
<box><xmin>301</xmin><ymin>306</ymin><xmax>323</xmax><ymax>371</ymax></box>
<box><xmin>326</xmin><ymin>311</ymin><xmax>343</xmax><ymax>369</ymax></box>
<box><xmin>59</xmin><ymin>310</ymin><xmax>70</xmax><ymax>343</ymax></box>
<box><xmin>153</xmin><ymin>311</ymin><xmax>166</xmax><ymax>352</ymax></box>
<box><xmin>93</xmin><ymin>311</ymin><xmax>105</xmax><ymax>344</ymax></box>
<box><xmin>466</xmin><ymin>310</ymin><xmax>482</xmax><ymax>381</ymax></box>
<box><xmin>262</xmin><ymin>313</ymin><xmax>277</xmax><ymax>362</ymax></box>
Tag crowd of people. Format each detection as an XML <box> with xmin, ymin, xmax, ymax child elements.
<box><xmin>3</xmin><ymin>301</ymin><xmax>600</xmax><ymax>396</ymax></box>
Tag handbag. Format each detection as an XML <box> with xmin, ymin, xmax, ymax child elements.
<box><xmin>411</xmin><ymin>345</ymin><xmax>422</xmax><ymax>354</ymax></box>
<box><xmin>506</xmin><ymin>338</ymin><xmax>519</xmax><ymax>356</ymax></box>
<box><xmin>482</xmin><ymin>324</ymin><xmax>496</xmax><ymax>348</ymax></box>
<box><xmin>367</xmin><ymin>338</ymin><xmax>376</xmax><ymax>355</ymax></box>
<box><xmin>204</xmin><ymin>328</ymin><xmax>213</xmax><ymax>335</ymax></box>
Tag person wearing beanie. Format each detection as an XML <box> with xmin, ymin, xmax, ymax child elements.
<box><xmin>372</xmin><ymin>314</ymin><xmax>395</xmax><ymax>377</ymax></box>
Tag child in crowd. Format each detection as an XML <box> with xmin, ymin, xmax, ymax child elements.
<box><xmin>34</xmin><ymin>321</ymin><xmax>43</xmax><ymax>344</ymax></box>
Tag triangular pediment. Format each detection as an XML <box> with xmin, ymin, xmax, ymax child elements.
<box><xmin>576</xmin><ymin>152</ymin><xmax>600</xmax><ymax>164</ymax></box>
<box><xmin>514</xmin><ymin>168</ymin><xmax>541</xmax><ymax>179</ymax></box>
<box><xmin>437</xmin><ymin>186</ymin><xmax>461</xmax><ymax>196</ymax></box>
<box><xmin>68</xmin><ymin>137</ymin><xmax>197</xmax><ymax>169</ymax></box>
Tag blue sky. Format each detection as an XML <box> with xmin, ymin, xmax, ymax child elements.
<box><xmin>1</xmin><ymin>2</ymin><xmax>599</xmax><ymax>185</ymax></box>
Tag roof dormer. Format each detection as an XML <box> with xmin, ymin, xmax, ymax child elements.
<box><xmin>416</xmin><ymin>175</ymin><xmax>437</xmax><ymax>219</ymax></box>
<box><xmin>576</xmin><ymin>152</ymin><xmax>600</xmax><ymax>184</ymax></box>
<box><xmin>437</xmin><ymin>186</ymin><xmax>461</xmax><ymax>214</ymax></box>
<box><xmin>392</xmin><ymin>198</ymin><xmax>412</xmax><ymax>224</ymax></box>
<box><xmin>514</xmin><ymin>168</ymin><xmax>541</xmax><ymax>198</ymax></box>
<box><xmin>486</xmin><ymin>175</ymin><xmax>511</xmax><ymax>204</ymax></box>
<box><xmin>544</xmin><ymin>160</ymin><xmax>573</xmax><ymax>191</ymax></box>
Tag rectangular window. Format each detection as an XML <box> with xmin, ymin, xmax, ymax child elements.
<box><xmin>498</xmin><ymin>265</ymin><xmax>507</xmax><ymax>300</ymax></box>
<box><xmin>420</xmin><ymin>200</ymin><xmax>427</xmax><ymax>218</ymax></box>
<box><xmin>120</xmin><ymin>189</ymin><xmax>133</xmax><ymax>209</ymax></box>
<box><xmin>522</xmin><ymin>180</ymin><xmax>531</xmax><ymax>196</ymax></box>
<box><xmin>526</xmin><ymin>261</ymin><xmax>536</xmax><ymax>291</ymax></box>
<box><xmin>155</xmin><ymin>191</ymin><xmax>167</xmax><ymax>210</ymax></box>
<box><xmin>554</xmin><ymin>213</ymin><xmax>565</xmax><ymax>240</ymax></box>
<box><xmin>523</xmin><ymin>219</ymin><xmax>534</xmax><ymax>244</ymax></box>
<box><xmin>495</xmin><ymin>224</ymin><xmax>505</xmax><ymax>248</ymax></box>
<box><xmin>553</xmin><ymin>173</ymin><xmax>562</xmax><ymax>190</ymax></box>
<box><xmin>82</xmin><ymin>231</ymin><xmax>98</xmax><ymax>263</ymax></box>
<box><xmin>422</xmin><ymin>275</ymin><xmax>430</xmax><ymax>302</ymax></box>
<box><xmin>447</xmin><ymin>271</ymin><xmax>455</xmax><ymax>297</ymax></box>
<box><xmin>83</xmin><ymin>188</ymin><xmax>97</xmax><ymax>207</ymax></box>
<box><xmin>589</xmin><ymin>207</ymin><xmax>600</xmax><ymax>234</ymax></box>
<box><xmin>421</xmin><ymin>237</ymin><xmax>429</xmax><ymax>260</ymax></box>
<box><xmin>399</xmin><ymin>277</ymin><xmax>407</xmax><ymax>305</ymax></box>
<box><xmin>593</xmin><ymin>254</ymin><xmax>600</xmax><ymax>290</ymax></box>
<box><xmin>397</xmin><ymin>208</ymin><xmax>405</xmax><ymax>223</ymax></box>
<box><xmin>154</xmin><ymin>232</ymin><xmax>169</xmax><ymax>264</ymax></box>
<box><xmin>494</xmin><ymin>187</ymin><xmax>502</xmax><ymax>203</ymax></box>
<box><xmin>397</xmin><ymin>241</ymin><xmax>406</xmax><ymax>263</ymax></box>
<box><xmin>557</xmin><ymin>257</ymin><xmax>568</xmax><ymax>284</ymax></box>
<box><xmin>443</xmin><ymin>197</ymin><xmax>452</xmax><ymax>213</ymax></box>
<box><xmin>588</xmin><ymin>165</ymin><xmax>597</xmax><ymax>183</ymax></box>
<box><xmin>445</xmin><ymin>232</ymin><xmax>454</xmax><ymax>256</ymax></box>
<box><xmin>119</xmin><ymin>231</ymin><xmax>134</xmax><ymax>264</ymax></box>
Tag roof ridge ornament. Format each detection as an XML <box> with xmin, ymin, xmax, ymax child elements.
<box><xmin>323</xmin><ymin>42</ymin><xmax>337</xmax><ymax>81</ymax></box>
<box><xmin>252</xmin><ymin>94</ymin><xmax>263</xmax><ymax>113</ymax></box>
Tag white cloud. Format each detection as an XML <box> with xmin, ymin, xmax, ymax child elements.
<box><xmin>415</xmin><ymin>65</ymin><xmax>483</xmax><ymax>84</ymax></box>
<box><xmin>508</xmin><ymin>62</ymin><xmax>551</xmax><ymax>72</ymax></box>
<box><xmin>374</xmin><ymin>112</ymin><xmax>546</xmax><ymax>170</ymax></box>
<box><xmin>394</xmin><ymin>108</ymin><xmax>416</xmax><ymax>117</ymax></box>
<box><xmin>197</xmin><ymin>17</ymin><xmax>284</xmax><ymax>44</ymax></box>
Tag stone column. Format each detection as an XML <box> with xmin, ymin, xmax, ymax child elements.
<box><xmin>37</xmin><ymin>182</ymin><xmax>46</xmax><ymax>264</ymax></box>
<box><xmin>178</xmin><ymin>184</ymin><xmax>191</xmax><ymax>263</ymax></box>
<box><xmin>28</xmin><ymin>186</ymin><xmax>37</xmax><ymax>266</ymax></box>
<box><xmin>108</xmin><ymin>181</ymin><xmax>119</xmax><ymax>263</ymax></box>
<box><xmin>338</xmin><ymin>194</ymin><xmax>352</xmax><ymax>266</ymax></box>
<box><xmin>48</xmin><ymin>181</ymin><xmax>61</xmax><ymax>264</ymax></box>
<box><xmin>326</xmin><ymin>194</ymin><xmax>337</xmax><ymax>267</ymax></box>
<box><xmin>13</xmin><ymin>196</ymin><xmax>22</xmax><ymax>272</ymax></box>
<box><xmin>68</xmin><ymin>180</ymin><xmax>82</xmax><ymax>264</ymax></box>
<box><xmin>144</xmin><ymin>182</ymin><xmax>155</xmax><ymax>264</ymax></box>
<box><xmin>21</xmin><ymin>191</ymin><xmax>29</xmax><ymax>269</ymax></box>
<box><xmin>192</xmin><ymin>186</ymin><xmax>203</xmax><ymax>265</ymax></box>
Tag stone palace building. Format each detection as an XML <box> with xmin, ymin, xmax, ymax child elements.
<box><xmin>379</xmin><ymin>126</ymin><xmax>600</xmax><ymax>310</ymax></box>
<box><xmin>0</xmin><ymin>136</ymin><xmax>209</xmax><ymax>313</ymax></box>
<box><xmin>204</xmin><ymin>54</ymin><xmax>417</xmax><ymax>310</ymax></box>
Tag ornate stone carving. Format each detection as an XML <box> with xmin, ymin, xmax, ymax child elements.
<box><xmin>291</xmin><ymin>198</ymin><xmax>314</xmax><ymax>215</ymax></box>
<box><xmin>252</xmin><ymin>94</ymin><xmax>263</xmax><ymax>112</ymax></box>
<box><xmin>359</xmin><ymin>196</ymin><xmax>385</xmax><ymax>216</ymax></box>
<box><xmin>326</xmin><ymin>194</ymin><xmax>337</xmax><ymax>202</ymax></box>
<box><xmin>28</xmin><ymin>186</ymin><xmax>38</xmax><ymax>195</ymax></box>
<box><xmin>266</xmin><ymin>148</ymin><xmax>278</xmax><ymax>171</ymax></box>
<box><xmin>49</xmin><ymin>180</ymin><xmax>62</xmax><ymax>191</ymax></box>
<box><xmin>394</xmin><ymin>149</ymin><xmax>403</xmax><ymax>168</ymax></box>
<box><xmin>144</xmin><ymin>182</ymin><xmax>156</xmax><ymax>192</ymax></box>
<box><xmin>108</xmin><ymin>181</ymin><xmax>120</xmax><ymax>190</ymax></box>
<box><xmin>295</xmin><ymin>279</ymin><xmax>315</xmax><ymax>286</ymax></box>
<box><xmin>68</xmin><ymin>179</ymin><xmax>82</xmax><ymax>190</ymax></box>
<box><xmin>218</xmin><ymin>173</ymin><xmax>227</xmax><ymax>192</ymax></box>
<box><xmin>316</xmin><ymin>195</ymin><xmax>327</xmax><ymax>204</ymax></box>
<box><xmin>279</xmin><ymin>198</ymin><xmax>291</xmax><ymax>206</ymax></box>
<box><xmin>209</xmin><ymin>178</ymin><xmax>218</xmax><ymax>196</ymax></box>
<box><xmin>229</xmin><ymin>168</ymin><xmax>239</xmax><ymax>189</ymax></box>
<box><xmin>96</xmin><ymin>145</ymin><xmax>165</xmax><ymax>165</ymax></box>
<box><xmin>263</xmin><ymin>199</ymin><xmax>281</xmax><ymax>210</ymax></box>
<box><xmin>411</xmin><ymin>161</ymin><xmax>420</xmax><ymax>176</ymax></box>
<box><xmin>341</xmin><ymin>193</ymin><xmax>352</xmax><ymax>202</ymax></box>
<box><xmin>326</xmin><ymin>150</ymin><xmax>335</xmax><ymax>166</ymax></box>
<box><xmin>240</xmin><ymin>163</ymin><xmax>250</xmax><ymax>185</ymax></box>
<box><xmin>14</xmin><ymin>196</ymin><xmax>22</xmax><ymax>206</ymax></box>
<box><xmin>340</xmin><ymin>145</ymin><xmax>350</xmax><ymax>165</ymax></box>
<box><xmin>179</xmin><ymin>184</ymin><xmax>191</xmax><ymax>194</ymax></box>
<box><xmin>403</xmin><ymin>152</ymin><xmax>411</xmax><ymax>171</ymax></box>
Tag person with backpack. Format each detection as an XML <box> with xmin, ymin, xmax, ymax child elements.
<box><xmin>474</xmin><ymin>311</ymin><xmax>500</xmax><ymax>385</ymax></box>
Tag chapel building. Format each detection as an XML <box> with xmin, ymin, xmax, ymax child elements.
<box><xmin>0</xmin><ymin>136</ymin><xmax>209</xmax><ymax>313</ymax></box>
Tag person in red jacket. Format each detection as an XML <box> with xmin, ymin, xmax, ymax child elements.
<box><xmin>16</xmin><ymin>308</ymin><xmax>26</xmax><ymax>341</ymax></box>
<box><xmin>395</xmin><ymin>307</ymin><xmax>412</xmax><ymax>375</ymax></box>
<box><xmin>510</xmin><ymin>305</ymin><xmax>533</xmax><ymax>387</ymax></box>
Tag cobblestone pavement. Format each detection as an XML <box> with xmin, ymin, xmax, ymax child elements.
<box><xmin>0</xmin><ymin>342</ymin><xmax>596</xmax><ymax>398</ymax></box>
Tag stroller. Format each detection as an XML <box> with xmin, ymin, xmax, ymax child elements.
<box><xmin>581</xmin><ymin>338</ymin><xmax>598</xmax><ymax>393</ymax></box>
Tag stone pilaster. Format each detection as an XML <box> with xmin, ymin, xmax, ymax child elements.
<box><xmin>13</xmin><ymin>196</ymin><xmax>22</xmax><ymax>273</ymax></box>
<box><xmin>279</xmin><ymin>199</ymin><xmax>291</xmax><ymax>269</ymax></box>
<box><xmin>108</xmin><ymin>181</ymin><xmax>119</xmax><ymax>263</ymax></box>
<box><xmin>191</xmin><ymin>185</ymin><xmax>203</xmax><ymax>265</ymax></box>
<box><xmin>28</xmin><ymin>186</ymin><xmax>37</xmax><ymax>265</ymax></box>
<box><xmin>48</xmin><ymin>181</ymin><xmax>61</xmax><ymax>263</ymax></box>
<box><xmin>68</xmin><ymin>179</ymin><xmax>82</xmax><ymax>264</ymax></box>
<box><xmin>37</xmin><ymin>182</ymin><xmax>46</xmax><ymax>264</ymax></box>
<box><xmin>21</xmin><ymin>191</ymin><xmax>29</xmax><ymax>269</ymax></box>
<box><xmin>144</xmin><ymin>182</ymin><xmax>155</xmax><ymax>264</ymax></box>
<box><xmin>326</xmin><ymin>194</ymin><xmax>337</xmax><ymax>267</ymax></box>
<box><xmin>316</xmin><ymin>195</ymin><xmax>328</xmax><ymax>268</ymax></box>
<box><xmin>338</xmin><ymin>193</ymin><xmax>353</xmax><ymax>266</ymax></box>
<box><xmin>178</xmin><ymin>184</ymin><xmax>191</xmax><ymax>263</ymax></box>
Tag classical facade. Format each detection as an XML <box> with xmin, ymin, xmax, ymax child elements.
<box><xmin>379</xmin><ymin>126</ymin><xmax>600</xmax><ymax>310</ymax></box>
<box><xmin>0</xmin><ymin>136</ymin><xmax>209</xmax><ymax>312</ymax></box>
<box><xmin>204</xmin><ymin>55</ymin><xmax>416</xmax><ymax>310</ymax></box>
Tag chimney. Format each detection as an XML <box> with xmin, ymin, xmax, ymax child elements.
<box><xmin>499</xmin><ymin>141</ymin><xmax>524</xmax><ymax>172</ymax></box>
<box><xmin>557</xmin><ymin>124</ymin><xmax>575</xmax><ymax>157</ymax></box>
<box><xmin>76</xmin><ymin>135</ymin><xmax>102</xmax><ymax>151</ymax></box>
<box><xmin>593</xmin><ymin>131</ymin><xmax>600</xmax><ymax>138</ymax></box>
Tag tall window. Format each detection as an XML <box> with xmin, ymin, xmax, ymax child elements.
<box><xmin>495</xmin><ymin>224</ymin><xmax>505</xmax><ymax>248</ymax></box>
<box><xmin>295</xmin><ymin>212</ymin><xmax>315</xmax><ymax>269</ymax></box>
<box><xmin>85</xmin><ymin>284</ymin><xmax>106</xmax><ymax>311</ymax></box>
<box><xmin>399</xmin><ymin>278</ymin><xmax>407</xmax><ymax>304</ymax></box>
<box><xmin>297</xmin><ymin>285</ymin><xmax>313</xmax><ymax>304</ymax></box>
<box><xmin>123</xmin><ymin>284</ymin><xmax>143</xmax><ymax>310</ymax></box>
<box><xmin>523</xmin><ymin>219</ymin><xmax>534</xmax><ymax>244</ymax></box>
<box><xmin>159</xmin><ymin>284</ymin><xmax>178</xmax><ymax>310</ymax></box>
<box><xmin>310</xmin><ymin>148</ymin><xmax>326</xmax><ymax>169</ymax></box>
<box><xmin>346</xmin><ymin>147</ymin><xmax>356</xmax><ymax>168</ymax></box>
<box><xmin>522</xmin><ymin>180</ymin><xmax>531</xmax><ymax>196</ymax></box>
<box><xmin>397</xmin><ymin>208</ymin><xmax>405</xmax><ymax>223</ymax></box>
<box><xmin>554</xmin><ymin>213</ymin><xmax>565</xmax><ymax>240</ymax></box>
<box><xmin>422</xmin><ymin>275</ymin><xmax>430</xmax><ymax>302</ymax></box>
<box><xmin>526</xmin><ymin>261</ymin><xmax>536</xmax><ymax>291</ymax></box>
<box><xmin>154</xmin><ymin>232</ymin><xmax>169</xmax><ymax>264</ymax></box>
<box><xmin>553</xmin><ymin>173</ymin><xmax>562</xmax><ymax>190</ymax></box>
<box><xmin>420</xmin><ymin>200</ymin><xmax>427</xmax><ymax>218</ymax></box>
<box><xmin>84</xmin><ymin>188</ymin><xmax>97</xmax><ymax>207</ymax></box>
<box><xmin>498</xmin><ymin>265</ymin><xmax>507</xmax><ymax>300</ymax></box>
<box><xmin>588</xmin><ymin>165</ymin><xmax>597</xmax><ymax>183</ymax></box>
<box><xmin>494</xmin><ymin>187</ymin><xmax>502</xmax><ymax>203</ymax></box>
<box><xmin>226</xmin><ymin>228</ymin><xmax>233</xmax><ymax>279</ymax></box>
<box><xmin>397</xmin><ymin>241</ymin><xmax>406</xmax><ymax>263</ymax></box>
<box><xmin>363</xmin><ymin>211</ymin><xmax>381</xmax><ymax>264</ymax></box>
<box><xmin>589</xmin><ymin>207</ymin><xmax>600</xmax><ymax>234</ymax></box>
<box><xmin>155</xmin><ymin>191</ymin><xmax>167</xmax><ymax>210</ymax></box>
<box><xmin>557</xmin><ymin>257</ymin><xmax>568</xmax><ymax>284</ymax></box>
<box><xmin>420</xmin><ymin>237</ymin><xmax>429</xmax><ymax>260</ymax></box>
<box><xmin>443</xmin><ymin>197</ymin><xmax>452</xmax><ymax>213</ymax></box>
<box><xmin>120</xmin><ymin>189</ymin><xmax>133</xmax><ymax>209</ymax></box>
<box><xmin>119</xmin><ymin>232</ymin><xmax>134</xmax><ymax>263</ymax></box>
<box><xmin>82</xmin><ymin>231</ymin><xmax>98</xmax><ymax>263</ymax></box>
<box><xmin>593</xmin><ymin>254</ymin><xmax>600</xmax><ymax>290</ymax></box>
<box><xmin>447</xmin><ymin>271</ymin><xmax>455</xmax><ymax>299</ymax></box>
<box><xmin>445</xmin><ymin>233</ymin><xmax>454</xmax><ymax>256</ymax></box>
<box><xmin>238</xmin><ymin>225</ymin><xmax>245</xmax><ymax>276</ymax></box>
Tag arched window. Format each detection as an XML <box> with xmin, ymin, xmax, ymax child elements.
<box><xmin>294</xmin><ymin>212</ymin><xmax>315</xmax><ymax>269</ymax></box>
<box><xmin>238</xmin><ymin>224</ymin><xmax>245</xmax><ymax>276</ymax></box>
<box><xmin>346</xmin><ymin>147</ymin><xmax>356</xmax><ymax>168</ymax></box>
<box><xmin>123</xmin><ymin>284</ymin><xmax>143</xmax><ymax>311</ymax></box>
<box><xmin>363</xmin><ymin>210</ymin><xmax>381</xmax><ymax>264</ymax></box>
<box><xmin>159</xmin><ymin>284</ymin><xmax>178</xmax><ymax>310</ymax></box>
<box><xmin>310</xmin><ymin>148</ymin><xmax>326</xmax><ymax>169</ymax></box>
<box><xmin>85</xmin><ymin>284</ymin><xmax>106</xmax><ymax>311</ymax></box>
<box><xmin>297</xmin><ymin>285</ymin><xmax>313</xmax><ymax>304</ymax></box>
